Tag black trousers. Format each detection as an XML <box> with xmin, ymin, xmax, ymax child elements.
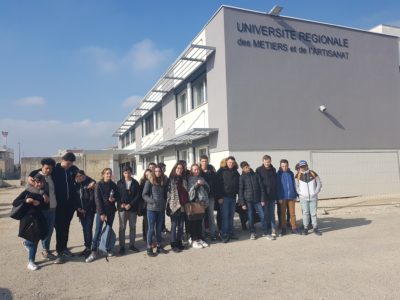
<box><xmin>188</xmin><ymin>218</ymin><xmax>203</xmax><ymax>240</ymax></box>
<box><xmin>55</xmin><ymin>206</ymin><xmax>75</xmax><ymax>253</ymax></box>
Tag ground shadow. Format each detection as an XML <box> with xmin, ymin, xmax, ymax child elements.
<box><xmin>318</xmin><ymin>217</ymin><xmax>372</xmax><ymax>233</ymax></box>
<box><xmin>0</xmin><ymin>288</ymin><xmax>13</xmax><ymax>300</ymax></box>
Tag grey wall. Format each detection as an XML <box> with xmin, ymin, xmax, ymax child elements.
<box><xmin>162</xmin><ymin>92</ymin><xmax>177</xmax><ymax>140</ymax></box>
<box><xmin>204</xmin><ymin>9</ymin><xmax>230</xmax><ymax>153</ymax></box>
<box><xmin>222</xmin><ymin>7</ymin><xmax>400</xmax><ymax>151</ymax></box>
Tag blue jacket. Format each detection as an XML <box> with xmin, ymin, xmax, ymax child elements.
<box><xmin>277</xmin><ymin>169</ymin><xmax>297</xmax><ymax>200</ymax></box>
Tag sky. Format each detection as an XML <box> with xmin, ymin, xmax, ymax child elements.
<box><xmin>1</xmin><ymin>0</ymin><xmax>400</xmax><ymax>159</ymax></box>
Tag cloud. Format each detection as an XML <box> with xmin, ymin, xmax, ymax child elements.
<box><xmin>16</xmin><ymin>96</ymin><xmax>46</xmax><ymax>106</ymax></box>
<box><xmin>83</xmin><ymin>39</ymin><xmax>173</xmax><ymax>74</ymax></box>
<box><xmin>0</xmin><ymin>118</ymin><xmax>119</xmax><ymax>157</ymax></box>
<box><xmin>122</xmin><ymin>95</ymin><xmax>142</xmax><ymax>108</ymax></box>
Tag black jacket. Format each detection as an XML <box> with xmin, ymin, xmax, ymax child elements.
<box><xmin>199</xmin><ymin>164</ymin><xmax>218</xmax><ymax>198</ymax></box>
<box><xmin>216</xmin><ymin>167</ymin><xmax>240</xmax><ymax>199</ymax></box>
<box><xmin>74</xmin><ymin>176</ymin><xmax>96</xmax><ymax>216</ymax></box>
<box><xmin>238</xmin><ymin>170</ymin><xmax>266</xmax><ymax>205</ymax></box>
<box><xmin>142</xmin><ymin>181</ymin><xmax>167</xmax><ymax>212</ymax></box>
<box><xmin>256</xmin><ymin>165</ymin><xmax>278</xmax><ymax>201</ymax></box>
<box><xmin>52</xmin><ymin>163</ymin><xmax>79</xmax><ymax>208</ymax></box>
<box><xmin>13</xmin><ymin>190</ymin><xmax>48</xmax><ymax>242</ymax></box>
<box><xmin>95</xmin><ymin>180</ymin><xmax>119</xmax><ymax>217</ymax></box>
<box><xmin>116</xmin><ymin>178</ymin><xmax>140</xmax><ymax>212</ymax></box>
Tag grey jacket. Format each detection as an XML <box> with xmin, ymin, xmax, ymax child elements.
<box><xmin>188</xmin><ymin>176</ymin><xmax>210</xmax><ymax>207</ymax></box>
<box><xmin>142</xmin><ymin>180</ymin><xmax>167</xmax><ymax>212</ymax></box>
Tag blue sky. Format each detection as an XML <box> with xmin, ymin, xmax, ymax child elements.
<box><xmin>1</xmin><ymin>0</ymin><xmax>399</xmax><ymax>157</ymax></box>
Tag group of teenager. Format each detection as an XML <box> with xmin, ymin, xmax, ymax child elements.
<box><xmin>12</xmin><ymin>152</ymin><xmax>322</xmax><ymax>271</ymax></box>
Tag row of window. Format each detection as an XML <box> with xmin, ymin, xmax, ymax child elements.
<box><xmin>120</xmin><ymin>74</ymin><xmax>207</xmax><ymax>145</ymax></box>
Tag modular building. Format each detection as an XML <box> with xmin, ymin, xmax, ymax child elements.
<box><xmin>113</xmin><ymin>5</ymin><xmax>400</xmax><ymax>198</ymax></box>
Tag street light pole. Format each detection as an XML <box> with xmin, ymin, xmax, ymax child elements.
<box><xmin>18</xmin><ymin>142</ymin><xmax>21</xmax><ymax>166</ymax></box>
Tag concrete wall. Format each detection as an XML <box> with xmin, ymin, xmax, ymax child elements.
<box><xmin>222</xmin><ymin>7</ymin><xmax>400</xmax><ymax>151</ymax></box>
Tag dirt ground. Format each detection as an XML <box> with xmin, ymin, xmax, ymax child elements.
<box><xmin>1</xmin><ymin>187</ymin><xmax>399</xmax><ymax>300</ymax></box>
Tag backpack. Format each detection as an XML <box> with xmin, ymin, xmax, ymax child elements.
<box><xmin>98</xmin><ymin>224</ymin><xmax>116</xmax><ymax>261</ymax></box>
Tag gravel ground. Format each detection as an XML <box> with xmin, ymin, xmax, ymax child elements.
<box><xmin>0</xmin><ymin>187</ymin><xmax>399</xmax><ymax>300</ymax></box>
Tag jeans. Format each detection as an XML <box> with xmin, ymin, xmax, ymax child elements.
<box><xmin>246</xmin><ymin>202</ymin><xmax>268</xmax><ymax>234</ymax></box>
<box><xmin>264</xmin><ymin>200</ymin><xmax>277</xmax><ymax>234</ymax></box>
<box><xmin>147</xmin><ymin>210</ymin><xmax>164</xmax><ymax>248</ymax></box>
<box><xmin>24</xmin><ymin>240</ymin><xmax>38</xmax><ymax>262</ymax></box>
<box><xmin>279</xmin><ymin>200</ymin><xmax>297</xmax><ymax>230</ymax></box>
<box><xmin>118</xmin><ymin>210</ymin><xmax>137</xmax><ymax>248</ymax></box>
<box><xmin>91</xmin><ymin>212</ymin><xmax>115</xmax><ymax>251</ymax></box>
<box><xmin>170</xmin><ymin>212</ymin><xmax>184</xmax><ymax>243</ymax></box>
<box><xmin>300</xmin><ymin>199</ymin><xmax>318</xmax><ymax>229</ymax></box>
<box><xmin>221</xmin><ymin>197</ymin><xmax>236</xmax><ymax>237</ymax></box>
<box><xmin>41</xmin><ymin>209</ymin><xmax>56</xmax><ymax>252</ymax></box>
<box><xmin>79</xmin><ymin>211</ymin><xmax>95</xmax><ymax>248</ymax></box>
<box><xmin>204</xmin><ymin>197</ymin><xmax>217</xmax><ymax>236</ymax></box>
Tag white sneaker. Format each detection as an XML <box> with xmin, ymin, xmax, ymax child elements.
<box><xmin>199</xmin><ymin>240</ymin><xmax>209</xmax><ymax>248</ymax></box>
<box><xmin>27</xmin><ymin>261</ymin><xmax>38</xmax><ymax>271</ymax></box>
<box><xmin>85</xmin><ymin>252</ymin><xmax>97</xmax><ymax>263</ymax></box>
<box><xmin>266</xmin><ymin>234</ymin><xmax>276</xmax><ymax>240</ymax></box>
<box><xmin>192</xmin><ymin>241</ymin><xmax>203</xmax><ymax>249</ymax></box>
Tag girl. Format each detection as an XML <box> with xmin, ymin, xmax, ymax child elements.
<box><xmin>138</xmin><ymin>169</ymin><xmax>152</xmax><ymax>243</ymax></box>
<box><xmin>86</xmin><ymin>168</ymin><xmax>119</xmax><ymax>262</ymax></box>
<box><xmin>187</xmin><ymin>164</ymin><xmax>210</xmax><ymax>249</ymax></box>
<box><xmin>142</xmin><ymin>166</ymin><xmax>168</xmax><ymax>257</ymax></box>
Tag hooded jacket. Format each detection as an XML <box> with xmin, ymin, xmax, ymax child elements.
<box><xmin>52</xmin><ymin>163</ymin><xmax>79</xmax><ymax>208</ymax></box>
<box><xmin>295</xmin><ymin>170</ymin><xmax>322</xmax><ymax>201</ymax></box>
<box><xmin>256</xmin><ymin>164</ymin><xmax>278</xmax><ymax>201</ymax></box>
<box><xmin>74</xmin><ymin>176</ymin><xmax>96</xmax><ymax>216</ymax></box>
<box><xmin>277</xmin><ymin>168</ymin><xmax>297</xmax><ymax>200</ymax></box>
<box><xmin>238</xmin><ymin>170</ymin><xmax>266</xmax><ymax>205</ymax></box>
<box><xmin>216</xmin><ymin>159</ymin><xmax>240</xmax><ymax>199</ymax></box>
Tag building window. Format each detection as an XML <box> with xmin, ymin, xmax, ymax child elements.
<box><xmin>130</xmin><ymin>128</ymin><xmax>135</xmax><ymax>144</ymax></box>
<box><xmin>156</xmin><ymin>109</ymin><xmax>163</xmax><ymax>130</ymax></box>
<box><xmin>176</xmin><ymin>90</ymin><xmax>187</xmax><ymax>117</ymax></box>
<box><xmin>192</xmin><ymin>76</ymin><xmax>207</xmax><ymax>108</ymax></box>
<box><xmin>178</xmin><ymin>149</ymin><xmax>189</xmax><ymax>164</ymax></box>
<box><xmin>144</xmin><ymin>114</ymin><xmax>154</xmax><ymax>135</ymax></box>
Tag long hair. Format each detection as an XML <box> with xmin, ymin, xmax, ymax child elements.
<box><xmin>169</xmin><ymin>162</ymin><xmax>186</xmax><ymax>179</ymax></box>
<box><xmin>189</xmin><ymin>163</ymin><xmax>200</xmax><ymax>176</ymax></box>
<box><xmin>140</xmin><ymin>168</ymin><xmax>152</xmax><ymax>186</ymax></box>
<box><xmin>149</xmin><ymin>167</ymin><xmax>166</xmax><ymax>186</ymax></box>
<box><xmin>100</xmin><ymin>168</ymin><xmax>112</xmax><ymax>181</ymax></box>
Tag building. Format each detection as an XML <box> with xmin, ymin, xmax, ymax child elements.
<box><xmin>113</xmin><ymin>5</ymin><xmax>400</xmax><ymax>198</ymax></box>
<box><xmin>0</xmin><ymin>146</ymin><xmax>14</xmax><ymax>179</ymax></box>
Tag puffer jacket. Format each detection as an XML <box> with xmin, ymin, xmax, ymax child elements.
<box><xmin>142</xmin><ymin>180</ymin><xmax>167</xmax><ymax>212</ymax></box>
<box><xmin>277</xmin><ymin>169</ymin><xmax>297</xmax><ymax>200</ymax></box>
<box><xmin>295</xmin><ymin>170</ymin><xmax>322</xmax><ymax>201</ymax></box>
<box><xmin>216</xmin><ymin>167</ymin><xmax>240</xmax><ymax>199</ymax></box>
<box><xmin>238</xmin><ymin>170</ymin><xmax>266</xmax><ymax>205</ymax></box>
<box><xmin>188</xmin><ymin>175</ymin><xmax>210</xmax><ymax>207</ymax></box>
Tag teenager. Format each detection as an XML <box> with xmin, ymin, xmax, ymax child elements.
<box><xmin>238</xmin><ymin>161</ymin><xmax>268</xmax><ymax>240</ymax></box>
<box><xmin>199</xmin><ymin>155</ymin><xmax>218</xmax><ymax>241</ymax></box>
<box><xmin>138</xmin><ymin>169</ymin><xmax>152</xmax><ymax>243</ymax></box>
<box><xmin>277</xmin><ymin>159</ymin><xmax>298</xmax><ymax>235</ymax></box>
<box><xmin>167</xmin><ymin>162</ymin><xmax>188</xmax><ymax>252</ymax></box>
<box><xmin>295</xmin><ymin>160</ymin><xmax>322</xmax><ymax>236</ymax></box>
<box><xmin>13</xmin><ymin>174</ymin><xmax>48</xmax><ymax>271</ymax></box>
<box><xmin>52</xmin><ymin>152</ymin><xmax>79</xmax><ymax>264</ymax></box>
<box><xmin>216</xmin><ymin>156</ymin><xmax>240</xmax><ymax>243</ymax></box>
<box><xmin>28</xmin><ymin>158</ymin><xmax>57</xmax><ymax>260</ymax></box>
<box><xmin>117</xmin><ymin>166</ymin><xmax>141</xmax><ymax>255</ymax></box>
<box><xmin>256</xmin><ymin>155</ymin><xmax>278</xmax><ymax>240</ymax></box>
<box><xmin>188</xmin><ymin>164</ymin><xmax>210</xmax><ymax>249</ymax></box>
<box><xmin>142</xmin><ymin>166</ymin><xmax>168</xmax><ymax>257</ymax></box>
<box><xmin>74</xmin><ymin>170</ymin><xmax>96</xmax><ymax>258</ymax></box>
<box><xmin>86</xmin><ymin>168</ymin><xmax>119</xmax><ymax>262</ymax></box>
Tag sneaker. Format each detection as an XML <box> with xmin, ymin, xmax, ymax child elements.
<box><xmin>54</xmin><ymin>254</ymin><xmax>66</xmax><ymax>264</ymax></box>
<box><xmin>78</xmin><ymin>248</ymin><xmax>91</xmax><ymax>257</ymax></box>
<box><xmin>222</xmin><ymin>236</ymin><xmax>230</xmax><ymax>243</ymax></box>
<box><xmin>271</xmin><ymin>230</ymin><xmax>277</xmax><ymax>238</ymax></box>
<box><xmin>314</xmin><ymin>228</ymin><xmax>322</xmax><ymax>236</ymax></box>
<box><xmin>129</xmin><ymin>245</ymin><xmax>140</xmax><ymax>253</ymax></box>
<box><xmin>27</xmin><ymin>261</ymin><xmax>39</xmax><ymax>271</ymax></box>
<box><xmin>279</xmin><ymin>229</ymin><xmax>287</xmax><ymax>237</ymax></box>
<box><xmin>107</xmin><ymin>251</ymin><xmax>113</xmax><ymax>257</ymax></box>
<box><xmin>156</xmin><ymin>246</ymin><xmax>168</xmax><ymax>254</ymax></box>
<box><xmin>266</xmin><ymin>234</ymin><xmax>276</xmax><ymax>241</ymax></box>
<box><xmin>250</xmin><ymin>233</ymin><xmax>256</xmax><ymax>240</ymax></box>
<box><xmin>62</xmin><ymin>248</ymin><xmax>74</xmax><ymax>257</ymax></box>
<box><xmin>291</xmin><ymin>229</ymin><xmax>299</xmax><ymax>235</ymax></box>
<box><xmin>147</xmin><ymin>248</ymin><xmax>157</xmax><ymax>257</ymax></box>
<box><xmin>192</xmin><ymin>241</ymin><xmax>203</xmax><ymax>249</ymax></box>
<box><xmin>85</xmin><ymin>252</ymin><xmax>97</xmax><ymax>263</ymax></box>
<box><xmin>302</xmin><ymin>229</ymin><xmax>309</xmax><ymax>236</ymax></box>
<box><xmin>119</xmin><ymin>247</ymin><xmax>126</xmax><ymax>255</ymax></box>
<box><xmin>176</xmin><ymin>241</ymin><xmax>186</xmax><ymax>251</ymax></box>
<box><xmin>42</xmin><ymin>250</ymin><xmax>57</xmax><ymax>260</ymax></box>
<box><xmin>199</xmin><ymin>240</ymin><xmax>209</xmax><ymax>248</ymax></box>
